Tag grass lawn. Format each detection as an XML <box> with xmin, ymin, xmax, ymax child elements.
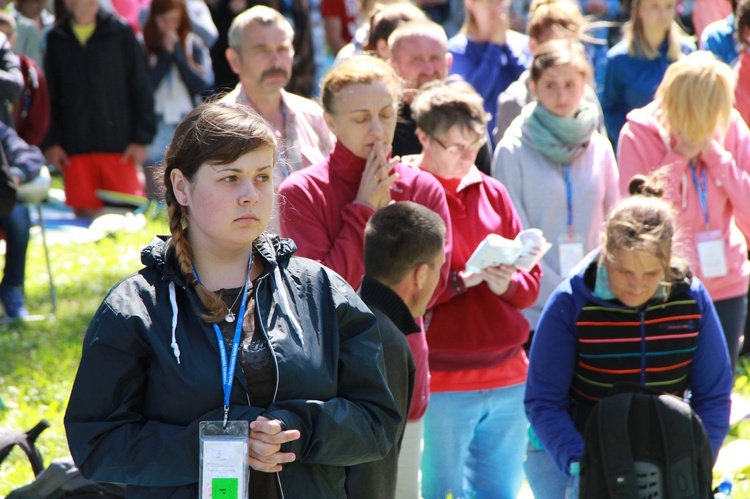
<box><xmin>1</xmin><ymin>211</ymin><xmax>750</xmax><ymax>497</ymax></box>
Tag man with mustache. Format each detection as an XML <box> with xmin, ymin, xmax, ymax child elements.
<box><xmin>223</xmin><ymin>6</ymin><xmax>334</xmax><ymax>176</ymax></box>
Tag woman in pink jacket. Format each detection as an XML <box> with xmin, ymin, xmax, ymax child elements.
<box><xmin>618</xmin><ymin>51</ymin><xmax>750</xmax><ymax>368</ymax></box>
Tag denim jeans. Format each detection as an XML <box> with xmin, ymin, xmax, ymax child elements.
<box><xmin>0</xmin><ymin>203</ymin><xmax>30</xmax><ymax>288</ymax></box>
<box><xmin>525</xmin><ymin>445</ymin><xmax>568</xmax><ymax>499</ymax></box>
<box><xmin>421</xmin><ymin>383</ymin><xmax>527</xmax><ymax>499</ymax></box>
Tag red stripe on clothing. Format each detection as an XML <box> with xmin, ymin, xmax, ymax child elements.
<box><xmin>579</xmin><ymin>332</ymin><xmax>699</xmax><ymax>343</ymax></box>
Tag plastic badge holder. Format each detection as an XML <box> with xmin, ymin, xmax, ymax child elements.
<box><xmin>199</xmin><ymin>420</ymin><xmax>249</xmax><ymax>499</ymax></box>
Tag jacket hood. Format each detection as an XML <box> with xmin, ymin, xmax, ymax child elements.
<box><xmin>141</xmin><ymin>233</ymin><xmax>298</xmax><ymax>282</ymax></box>
<box><xmin>570</xmin><ymin>248</ymin><xmax>693</xmax><ymax>309</ymax></box>
<box><xmin>140</xmin><ymin>232</ymin><xmax>301</xmax><ymax>365</ymax></box>
<box><xmin>623</xmin><ymin>100</ymin><xmax>671</xmax><ymax>149</ymax></box>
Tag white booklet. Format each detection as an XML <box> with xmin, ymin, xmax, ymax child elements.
<box><xmin>465</xmin><ymin>228</ymin><xmax>552</xmax><ymax>273</ymax></box>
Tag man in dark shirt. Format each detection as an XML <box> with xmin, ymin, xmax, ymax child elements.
<box><xmin>347</xmin><ymin>201</ymin><xmax>446</xmax><ymax>499</ymax></box>
<box><xmin>388</xmin><ymin>19</ymin><xmax>493</xmax><ymax>174</ymax></box>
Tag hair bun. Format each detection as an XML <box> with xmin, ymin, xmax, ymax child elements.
<box><xmin>628</xmin><ymin>174</ymin><xmax>664</xmax><ymax>198</ymax></box>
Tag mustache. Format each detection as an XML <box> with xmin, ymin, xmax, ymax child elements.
<box><xmin>261</xmin><ymin>68</ymin><xmax>289</xmax><ymax>80</ymax></box>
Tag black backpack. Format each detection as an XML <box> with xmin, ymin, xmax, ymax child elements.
<box><xmin>579</xmin><ymin>391</ymin><xmax>714</xmax><ymax>499</ymax></box>
<box><xmin>0</xmin><ymin>420</ymin><xmax>125</xmax><ymax>499</ymax></box>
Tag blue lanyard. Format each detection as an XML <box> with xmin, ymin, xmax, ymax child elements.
<box><xmin>563</xmin><ymin>164</ymin><xmax>574</xmax><ymax>239</ymax></box>
<box><xmin>193</xmin><ymin>254</ymin><xmax>253</xmax><ymax>427</ymax></box>
<box><xmin>689</xmin><ymin>161</ymin><xmax>710</xmax><ymax>230</ymax></box>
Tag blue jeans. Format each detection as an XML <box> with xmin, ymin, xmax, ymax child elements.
<box><xmin>525</xmin><ymin>445</ymin><xmax>568</xmax><ymax>499</ymax></box>
<box><xmin>0</xmin><ymin>203</ymin><xmax>30</xmax><ymax>288</ymax></box>
<box><xmin>714</xmin><ymin>294</ymin><xmax>747</xmax><ymax>371</ymax></box>
<box><xmin>421</xmin><ymin>384</ymin><xmax>527</xmax><ymax>499</ymax></box>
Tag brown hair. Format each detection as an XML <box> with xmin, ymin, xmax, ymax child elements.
<box><xmin>365</xmin><ymin>2</ymin><xmax>428</xmax><ymax>53</ymax></box>
<box><xmin>601</xmin><ymin>174</ymin><xmax>688</xmax><ymax>287</ymax></box>
<box><xmin>143</xmin><ymin>0</ymin><xmax>192</xmax><ymax>61</ymax></box>
<box><xmin>364</xmin><ymin>201</ymin><xmax>446</xmax><ymax>284</ymax></box>
<box><xmin>527</xmin><ymin>0</ymin><xmax>584</xmax><ymax>43</ymax></box>
<box><xmin>160</xmin><ymin>102</ymin><xmax>278</xmax><ymax>322</ymax></box>
<box><xmin>411</xmin><ymin>79</ymin><xmax>488</xmax><ymax>140</ymax></box>
<box><xmin>320</xmin><ymin>54</ymin><xmax>402</xmax><ymax>114</ymax></box>
<box><xmin>529</xmin><ymin>38</ymin><xmax>593</xmax><ymax>85</ymax></box>
<box><xmin>735</xmin><ymin>0</ymin><xmax>750</xmax><ymax>49</ymax></box>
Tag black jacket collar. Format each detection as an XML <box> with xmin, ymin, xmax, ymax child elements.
<box><xmin>359</xmin><ymin>275</ymin><xmax>420</xmax><ymax>336</ymax></box>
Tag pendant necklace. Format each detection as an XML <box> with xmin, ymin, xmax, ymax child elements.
<box><xmin>224</xmin><ymin>288</ymin><xmax>244</xmax><ymax>323</ymax></box>
<box><xmin>224</xmin><ymin>254</ymin><xmax>253</xmax><ymax>323</ymax></box>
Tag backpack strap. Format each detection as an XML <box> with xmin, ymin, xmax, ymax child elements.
<box><xmin>655</xmin><ymin>394</ymin><xmax>700</xmax><ymax>498</ymax></box>
<box><xmin>0</xmin><ymin>420</ymin><xmax>49</xmax><ymax>477</ymax></box>
<box><xmin>598</xmin><ymin>393</ymin><xmax>639</xmax><ymax>498</ymax></box>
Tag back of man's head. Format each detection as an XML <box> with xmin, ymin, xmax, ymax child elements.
<box><xmin>364</xmin><ymin>201</ymin><xmax>446</xmax><ymax>286</ymax></box>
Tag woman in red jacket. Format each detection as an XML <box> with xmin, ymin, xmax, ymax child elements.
<box><xmin>408</xmin><ymin>79</ymin><xmax>541</xmax><ymax>499</ymax></box>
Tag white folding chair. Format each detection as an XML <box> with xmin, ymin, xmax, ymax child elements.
<box><xmin>16</xmin><ymin>166</ymin><xmax>56</xmax><ymax>315</ymax></box>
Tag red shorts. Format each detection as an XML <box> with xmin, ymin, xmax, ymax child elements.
<box><xmin>63</xmin><ymin>153</ymin><xmax>144</xmax><ymax>210</ymax></box>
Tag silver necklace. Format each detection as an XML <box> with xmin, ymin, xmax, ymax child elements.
<box><xmin>224</xmin><ymin>287</ymin><xmax>244</xmax><ymax>323</ymax></box>
<box><xmin>225</xmin><ymin>257</ymin><xmax>253</xmax><ymax>323</ymax></box>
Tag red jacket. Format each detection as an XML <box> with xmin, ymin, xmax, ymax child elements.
<box><xmin>13</xmin><ymin>54</ymin><xmax>49</xmax><ymax>147</ymax></box>
<box><xmin>279</xmin><ymin>142</ymin><xmax>453</xmax><ymax>420</ymax></box>
<box><xmin>426</xmin><ymin>167</ymin><xmax>541</xmax><ymax>372</ymax></box>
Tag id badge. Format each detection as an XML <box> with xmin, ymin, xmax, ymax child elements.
<box><xmin>696</xmin><ymin>230</ymin><xmax>728</xmax><ymax>278</ymax></box>
<box><xmin>199</xmin><ymin>421</ymin><xmax>249</xmax><ymax>499</ymax></box>
<box><xmin>558</xmin><ymin>233</ymin><xmax>584</xmax><ymax>277</ymax></box>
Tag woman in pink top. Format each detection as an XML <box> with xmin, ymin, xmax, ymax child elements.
<box><xmin>618</xmin><ymin>51</ymin><xmax>750</xmax><ymax>368</ymax></box>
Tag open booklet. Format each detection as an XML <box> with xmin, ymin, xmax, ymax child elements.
<box><xmin>465</xmin><ymin>228</ymin><xmax>552</xmax><ymax>273</ymax></box>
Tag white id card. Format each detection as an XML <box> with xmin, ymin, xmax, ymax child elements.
<box><xmin>558</xmin><ymin>233</ymin><xmax>584</xmax><ymax>277</ymax></box>
<box><xmin>199</xmin><ymin>421</ymin><xmax>249</xmax><ymax>499</ymax></box>
<box><xmin>696</xmin><ymin>230</ymin><xmax>728</xmax><ymax>278</ymax></box>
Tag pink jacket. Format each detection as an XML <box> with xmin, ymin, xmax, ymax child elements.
<box><xmin>618</xmin><ymin>101</ymin><xmax>750</xmax><ymax>301</ymax></box>
<box><xmin>278</xmin><ymin>142</ymin><xmax>453</xmax><ymax>421</ymax></box>
<box><xmin>692</xmin><ymin>0</ymin><xmax>733</xmax><ymax>40</ymax></box>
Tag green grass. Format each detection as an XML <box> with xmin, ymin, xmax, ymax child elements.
<box><xmin>0</xmin><ymin>213</ymin><xmax>169</xmax><ymax>495</ymax></box>
<box><xmin>1</xmin><ymin>213</ymin><xmax>750</xmax><ymax>497</ymax></box>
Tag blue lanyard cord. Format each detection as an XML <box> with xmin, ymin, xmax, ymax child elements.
<box><xmin>564</xmin><ymin>164</ymin><xmax>574</xmax><ymax>239</ymax></box>
<box><xmin>192</xmin><ymin>253</ymin><xmax>253</xmax><ymax>427</ymax></box>
<box><xmin>689</xmin><ymin>161</ymin><xmax>710</xmax><ymax>230</ymax></box>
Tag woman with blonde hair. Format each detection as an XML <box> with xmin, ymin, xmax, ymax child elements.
<box><xmin>618</xmin><ymin>50</ymin><xmax>750</xmax><ymax>369</ymax></box>
<box><xmin>407</xmin><ymin>79</ymin><xmax>541</xmax><ymax>499</ymax></box>
<box><xmin>64</xmin><ymin>102</ymin><xmax>400</xmax><ymax>497</ymax></box>
<box><xmin>601</xmin><ymin>0</ymin><xmax>694</xmax><ymax>145</ymax></box>
<box><xmin>525</xmin><ymin>174</ymin><xmax>732</xmax><ymax>497</ymax></box>
<box><xmin>446</xmin><ymin>0</ymin><xmax>530</xmax><ymax>145</ymax></box>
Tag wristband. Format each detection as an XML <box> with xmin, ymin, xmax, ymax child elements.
<box><xmin>450</xmin><ymin>269</ymin><xmax>466</xmax><ymax>296</ymax></box>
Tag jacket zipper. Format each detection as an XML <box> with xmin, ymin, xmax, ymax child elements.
<box><xmin>639</xmin><ymin>310</ymin><xmax>646</xmax><ymax>386</ymax></box>
<box><xmin>253</xmin><ymin>274</ymin><xmax>285</xmax><ymax>499</ymax></box>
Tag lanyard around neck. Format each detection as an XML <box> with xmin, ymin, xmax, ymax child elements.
<box><xmin>563</xmin><ymin>164</ymin><xmax>574</xmax><ymax>238</ymax></box>
<box><xmin>193</xmin><ymin>253</ymin><xmax>253</xmax><ymax>428</ymax></box>
<box><xmin>689</xmin><ymin>161</ymin><xmax>710</xmax><ymax>230</ymax></box>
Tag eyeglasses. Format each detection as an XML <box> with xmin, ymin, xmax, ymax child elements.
<box><xmin>432</xmin><ymin>136</ymin><xmax>487</xmax><ymax>155</ymax></box>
